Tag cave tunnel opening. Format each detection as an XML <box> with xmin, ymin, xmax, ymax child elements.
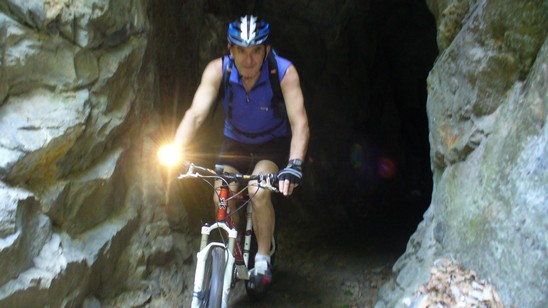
<box><xmin>150</xmin><ymin>0</ymin><xmax>439</xmax><ymax>256</ymax></box>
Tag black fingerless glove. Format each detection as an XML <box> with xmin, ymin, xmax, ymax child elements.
<box><xmin>277</xmin><ymin>159</ymin><xmax>303</xmax><ymax>185</ymax></box>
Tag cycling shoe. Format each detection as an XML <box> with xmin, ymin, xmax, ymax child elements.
<box><xmin>245</xmin><ymin>259</ymin><xmax>272</xmax><ymax>300</ymax></box>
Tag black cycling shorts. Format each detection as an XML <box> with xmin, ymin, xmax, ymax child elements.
<box><xmin>216</xmin><ymin>136</ymin><xmax>290</xmax><ymax>173</ymax></box>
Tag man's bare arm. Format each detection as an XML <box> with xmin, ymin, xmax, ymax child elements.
<box><xmin>174</xmin><ymin>58</ymin><xmax>223</xmax><ymax>149</ymax></box>
<box><xmin>281</xmin><ymin>65</ymin><xmax>309</xmax><ymax>162</ymax></box>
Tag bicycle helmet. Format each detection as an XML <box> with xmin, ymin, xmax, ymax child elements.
<box><xmin>227</xmin><ymin>15</ymin><xmax>270</xmax><ymax>46</ymax></box>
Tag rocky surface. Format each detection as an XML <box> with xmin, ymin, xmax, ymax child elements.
<box><xmin>0</xmin><ymin>1</ymin><xmax>190</xmax><ymax>306</ymax></box>
<box><xmin>377</xmin><ymin>1</ymin><xmax>547</xmax><ymax>307</ymax></box>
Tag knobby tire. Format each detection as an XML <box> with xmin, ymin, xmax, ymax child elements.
<box><xmin>201</xmin><ymin>246</ymin><xmax>226</xmax><ymax>308</ymax></box>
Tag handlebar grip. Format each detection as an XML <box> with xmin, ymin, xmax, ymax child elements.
<box><xmin>214</xmin><ymin>164</ymin><xmax>225</xmax><ymax>174</ymax></box>
<box><xmin>268</xmin><ymin>173</ymin><xmax>279</xmax><ymax>185</ymax></box>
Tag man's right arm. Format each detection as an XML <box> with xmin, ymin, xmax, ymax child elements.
<box><xmin>173</xmin><ymin>58</ymin><xmax>223</xmax><ymax>149</ymax></box>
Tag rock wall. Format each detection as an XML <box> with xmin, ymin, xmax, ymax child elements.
<box><xmin>377</xmin><ymin>0</ymin><xmax>547</xmax><ymax>307</ymax></box>
<box><xmin>0</xmin><ymin>1</ymin><xmax>191</xmax><ymax>306</ymax></box>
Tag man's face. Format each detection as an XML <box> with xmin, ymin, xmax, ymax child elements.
<box><xmin>229</xmin><ymin>44</ymin><xmax>270</xmax><ymax>79</ymax></box>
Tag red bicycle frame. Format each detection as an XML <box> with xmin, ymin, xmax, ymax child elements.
<box><xmin>217</xmin><ymin>184</ymin><xmax>248</xmax><ymax>266</ymax></box>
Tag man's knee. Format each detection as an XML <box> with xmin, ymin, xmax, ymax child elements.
<box><xmin>249</xmin><ymin>186</ymin><xmax>271</xmax><ymax>207</ymax></box>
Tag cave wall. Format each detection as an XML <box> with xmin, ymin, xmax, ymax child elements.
<box><xmin>376</xmin><ymin>0</ymin><xmax>547</xmax><ymax>307</ymax></box>
<box><xmin>0</xmin><ymin>1</ymin><xmax>191</xmax><ymax>306</ymax></box>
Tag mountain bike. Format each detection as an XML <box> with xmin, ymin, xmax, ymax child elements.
<box><xmin>176</xmin><ymin>162</ymin><xmax>279</xmax><ymax>308</ymax></box>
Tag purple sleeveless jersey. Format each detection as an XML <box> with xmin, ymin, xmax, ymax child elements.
<box><xmin>222</xmin><ymin>54</ymin><xmax>292</xmax><ymax>144</ymax></box>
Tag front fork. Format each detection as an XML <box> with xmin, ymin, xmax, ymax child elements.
<box><xmin>191</xmin><ymin>184</ymin><xmax>251</xmax><ymax>308</ymax></box>
<box><xmin>191</xmin><ymin>221</ymin><xmax>237</xmax><ymax>308</ymax></box>
<box><xmin>191</xmin><ymin>186</ymin><xmax>276</xmax><ymax>308</ymax></box>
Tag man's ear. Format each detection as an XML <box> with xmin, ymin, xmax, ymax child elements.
<box><xmin>266</xmin><ymin>45</ymin><xmax>271</xmax><ymax>56</ymax></box>
<box><xmin>228</xmin><ymin>44</ymin><xmax>233</xmax><ymax>56</ymax></box>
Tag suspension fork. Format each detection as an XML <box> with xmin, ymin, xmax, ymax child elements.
<box><xmin>194</xmin><ymin>185</ymin><xmax>238</xmax><ymax>308</ymax></box>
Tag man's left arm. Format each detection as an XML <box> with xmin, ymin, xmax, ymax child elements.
<box><xmin>279</xmin><ymin>65</ymin><xmax>310</xmax><ymax>195</ymax></box>
<box><xmin>281</xmin><ymin>65</ymin><xmax>309</xmax><ymax>160</ymax></box>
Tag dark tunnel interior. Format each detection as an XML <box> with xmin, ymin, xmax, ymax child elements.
<box><xmin>151</xmin><ymin>0</ymin><xmax>439</xmax><ymax>254</ymax></box>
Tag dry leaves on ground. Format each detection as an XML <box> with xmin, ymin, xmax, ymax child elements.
<box><xmin>402</xmin><ymin>258</ymin><xmax>505</xmax><ymax>308</ymax></box>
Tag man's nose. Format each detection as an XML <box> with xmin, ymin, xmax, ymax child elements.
<box><xmin>244</xmin><ymin>53</ymin><xmax>254</xmax><ymax>65</ymax></box>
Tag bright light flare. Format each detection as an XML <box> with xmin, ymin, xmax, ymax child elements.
<box><xmin>157</xmin><ymin>144</ymin><xmax>182</xmax><ymax>167</ymax></box>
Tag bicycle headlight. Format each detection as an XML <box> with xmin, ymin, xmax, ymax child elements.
<box><xmin>157</xmin><ymin>144</ymin><xmax>182</xmax><ymax>167</ymax></box>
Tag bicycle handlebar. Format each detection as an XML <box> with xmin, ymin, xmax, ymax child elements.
<box><xmin>177</xmin><ymin>162</ymin><xmax>280</xmax><ymax>192</ymax></box>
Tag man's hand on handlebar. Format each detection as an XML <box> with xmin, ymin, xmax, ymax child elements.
<box><xmin>277</xmin><ymin>160</ymin><xmax>303</xmax><ymax>196</ymax></box>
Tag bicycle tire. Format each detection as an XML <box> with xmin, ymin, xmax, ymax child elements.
<box><xmin>200</xmin><ymin>246</ymin><xmax>226</xmax><ymax>308</ymax></box>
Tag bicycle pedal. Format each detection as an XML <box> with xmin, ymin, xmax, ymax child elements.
<box><xmin>235</xmin><ymin>264</ymin><xmax>250</xmax><ymax>280</ymax></box>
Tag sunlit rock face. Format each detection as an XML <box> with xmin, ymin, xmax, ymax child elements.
<box><xmin>0</xmin><ymin>1</ymin><xmax>188</xmax><ymax>306</ymax></box>
<box><xmin>377</xmin><ymin>1</ymin><xmax>547</xmax><ymax>307</ymax></box>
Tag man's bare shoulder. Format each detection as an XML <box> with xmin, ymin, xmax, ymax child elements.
<box><xmin>202</xmin><ymin>57</ymin><xmax>223</xmax><ymax>83</ymax></box>
<box><xmin>207</xmin><ymin>58</ymin><xmax>223</xmax><ymax>72</ymax></box>
<box><xmin>281</xmin><ymin>64</ymin><xmax>300</xmax><ymax>87</ymax></box>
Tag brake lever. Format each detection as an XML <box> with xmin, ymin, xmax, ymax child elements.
<box><xmin>258</xmin><ymin>173</ymin><xmax>279</xmax><ymax>192</ymax></box>
<box><xmin>177</xmin><ymin>162</ymin><xmax>196</xmax><ymax>179</ymax></box>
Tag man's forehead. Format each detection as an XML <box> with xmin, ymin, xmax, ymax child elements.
<box><xmin>232</xmin><ymin>45</ymin><xmax>265</xmax><ymax>52</ymax></box>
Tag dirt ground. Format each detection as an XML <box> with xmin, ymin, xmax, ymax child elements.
<box><xmin>225</xmin><ymin>221</ymin><xmax>407</xmax><ymax>308</ymax></box>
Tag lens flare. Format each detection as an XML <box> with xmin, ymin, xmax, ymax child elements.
<box><xmin>377</xmin><ymin>156</ymin><xmax>397</xmax><ymax>179</ymax></box>
<box><xmin>350</xmin><ymin>143</ymin><xmax>364</xmax><ymax>169</ymax></box>
<box><xmin>158</xmin><ymin>144</ymin><xmax>182</xmax><ymax>167</ymax></box>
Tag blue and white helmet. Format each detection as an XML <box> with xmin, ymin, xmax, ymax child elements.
<box><xmin>227</xmin><ymin>15</ymin><xmax>270</xmax><ymax>47</ymax></box>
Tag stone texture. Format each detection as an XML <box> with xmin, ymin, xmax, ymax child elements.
<box><xmin>0</xmin><ymin>88</ymin><xmax>89</xmax><ymax>183</ymax></box>
<box><xmin>0</xmin><ymin>184</ymin><xmax>51</xmax><ymax>287</ymax></box>
<box><xmin>0</xmin><ymin>0</ymin><xmax>192</xmax><ymax>306</ymax></box>
<box><xmin>376</xmin><ymin>1</ymin><xmax>547</xmax><ymax>307</ymax></box>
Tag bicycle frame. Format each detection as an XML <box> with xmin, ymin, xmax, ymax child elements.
<box><xmin>187</xmin><ymin>164</ymin><xmax>278</xmax><ymax>308</ymax></box>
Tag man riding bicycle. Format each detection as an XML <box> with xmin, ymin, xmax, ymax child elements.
<box><xmin>172</xmin><ymin>15</ymin><xmax>309</xmax><ymax>297</ymax></box>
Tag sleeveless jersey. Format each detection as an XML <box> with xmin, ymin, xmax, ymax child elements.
<box><xmin>221</xmin><ymin>54</ymin><xmax>292</xmax><ymax>144</ymax></box>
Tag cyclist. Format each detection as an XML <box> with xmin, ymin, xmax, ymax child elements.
<box><xmin>172</xmin><ymin>15</ymin><xmax>309</xmax><ymax>296</ymax></box>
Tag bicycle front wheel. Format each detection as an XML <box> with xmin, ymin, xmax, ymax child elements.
<box><xmin>200</xmin><ymin>246</ymin><xmax>226</xmax><ymax>308</ymax></box>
